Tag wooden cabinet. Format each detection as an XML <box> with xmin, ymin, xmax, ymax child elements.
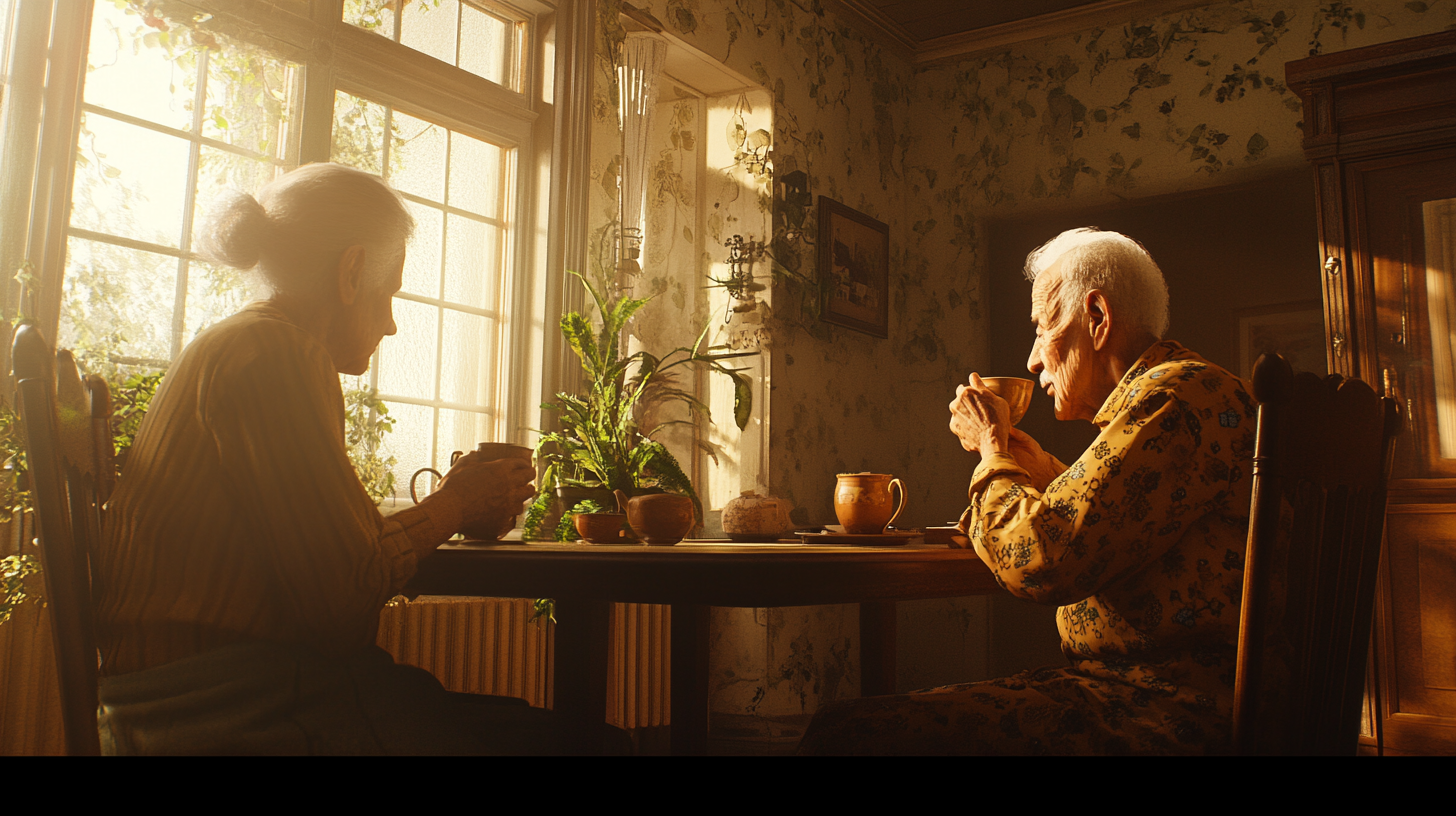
<box><xmin>1288</xmin><ymin>30</ymin><xmax>1456</xmax><ymax>755</ymax></box>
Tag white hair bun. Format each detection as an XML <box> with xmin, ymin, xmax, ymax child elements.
<box><xmin>200</xmin><ymin>190</ymin><xmax>271</xmax><ymax>270</ymax></box>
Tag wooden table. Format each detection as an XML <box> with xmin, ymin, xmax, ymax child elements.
<box><xmin>403</xmin><ymin>540</ymin><xmax>1000</xmax><ymax>754</ymax></box>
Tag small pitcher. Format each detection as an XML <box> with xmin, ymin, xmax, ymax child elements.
<box><xmin>833</xmin><ymin>473</ymin><xmax>906</xmax><ymax>535</ymax></box>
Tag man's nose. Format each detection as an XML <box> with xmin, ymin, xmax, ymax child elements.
<box><xmin>1027</xmin><ymin>346</ymin><xmax>1042</xmax><ymax>374</ymax></box>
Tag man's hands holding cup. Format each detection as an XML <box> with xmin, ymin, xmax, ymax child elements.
<box><xmin>948</xmin><ymin>373</ymin><xmax>1011</xmax><ymax>455</ymax></box>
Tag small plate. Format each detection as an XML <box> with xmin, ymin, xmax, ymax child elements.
<box><xmin>795</xmin><ymin>531</ymin><xmax>920</xmax><ymax>547</ymax></box>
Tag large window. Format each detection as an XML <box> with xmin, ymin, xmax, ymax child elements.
<box><xmin>45</xmin><ymin>0</ymin><xmax>550</xmax><ymax>504</ymax></box>
<box><xmin>330</xmin><ymin>90</ymin><xmax>516</xmax><ymax>487</ymax></box>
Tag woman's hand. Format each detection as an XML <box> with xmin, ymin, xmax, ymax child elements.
<box><xmin>948</xmin><ymin>373</ymin><xmax>1010</xmax><ymax>455</ymax></box>
<box><xmin>432</xmin><ymin>452</ymin><xmax>536</xmax><ymax>534</ymax></box>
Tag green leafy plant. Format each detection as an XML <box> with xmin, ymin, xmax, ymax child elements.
<box><xmin>523</xmin><ymin>272</ymin><xmax>751</xmax><ymax>541</ymax></box>
<box><xmin>344</xmin><ymin>387</ymin><xmax>399</xmax><ymax>505</ymax></box>
<box><xmin>0</xmin><ymin>365</ymin><xmax>167</xmax><ymax>623</ymax></box>
<box><xmin>0</xmin><ymin>554</ymin><xmax>41</xmax><ymax>626</ymax></box>
<box><xmin>111</xmin><ymin>370</ymin><xmax>164</xmax><ymax>476</ymax></box>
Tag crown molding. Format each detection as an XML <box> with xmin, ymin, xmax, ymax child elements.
<box><xmin>829</xmin><ymin>0</ymin><xmax>1225</xmax><ymax>67</ymax></box>
<box><xmin>825</xmin><ymin>0</ymin><xmax>916</xmax><ymax>62</ymax></box>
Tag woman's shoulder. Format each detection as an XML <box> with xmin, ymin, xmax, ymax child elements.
<box><xmin>177</xmin><ymin>302</ymin><xmax>331</xmax><ymax>380</ymax></box>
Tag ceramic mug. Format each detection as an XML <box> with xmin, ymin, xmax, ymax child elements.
<box><xmin>833</xmin><ymin>472</ymin><xmax>907</xmax><ymax>535</ymax></box>
<box><xmin>410</xmin><ymin>442</ymin><xmax>533</xmax><ymax>539</ymax></box>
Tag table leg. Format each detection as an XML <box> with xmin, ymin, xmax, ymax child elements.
<box><xmin>860</xmin><ymin>601</ymin><xmax>897</xmax><ymax>697</ymax></box>
<box><xmin>670</xmin><ymin>603</ymin><xmax>710</xmax><ymax>756</ymax></box>
<box><xmin>551</xmin><ymin>598</ymin><xmax>610</xmax><ymax>754</ymax></box>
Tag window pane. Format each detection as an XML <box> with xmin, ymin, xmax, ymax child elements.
<box><xmin>60</xmin><ymin>237</ymin><xmax>177</xmax><ymax>364</ymax></box>
<box><xmin>400</xmin><ymin>0</ymin><xmax>459</xmax><ymax>67</ymax></box>
<box><xmin>185</xmin><ymin>260</ymin><xmax>256</xmax><ymax>344</ymax></box>
<box><xmin>71</xmin><ymin>113</ymin><xmax>190</xmax><ymax>249</ymax></box>
<box><xmin>403</xmin><ymin>201</ymin><xmax>444</xmax><ymax>298</ymax></box>
<box><xmin>202</xmin><ymin>48</ymin><xmax>294</xmax><ymax>157</ymax></box>
<box><xmin>345</xmin><ymin>0</ymin><xmax>521</xmax><ymax>90</ymax></box>
<box><xmin>440</xmin><ymin>309</ymin><xmax>496</xmax><ymax>408</ymax></box>
<box><xmin>332</xmin><ymin>91</ymin><xmax>387</xmax><ymax>175</ymax></box>
<box><xmin>377</xmin><ymin>298</ymin><xmax>439</xmax><ymax>400</ymax></box>
<box><xmin>192</xmin><ymin>148</ymin><xmax>280</xmax><ymax>251</ymax></box>
<box><xmin>448</xmin><ymin>130</ymin><xmax>504</xmax><ymax>217</ymax></box>
<box><xmin>444</xmin><ymin>215</ymin><xmax>501</xmax><ymax>310</ymax></box>
<box><xmin>392</xmin><ymin>110</ymin><xmax>447</xmax><ymax>203</ymax></box>
<box><xmin>84</xmin><ymin>2</ymin><xmax>197</xmax><ymax>131</ymax></box>
<box><xmin>380</xmin><ymin>400</ymin><xmax>435</xmax><ymax>502</ymax></box>
<box><xmin>342</xmin><ymin>0</ymin><xmax>397</xmax><ymax>37</ymax></box>
<box><xmin>460</xmin><ymin>4</ymin><xmax>508</xmax><ymax>87</ymax></box>
<box><xmin>437</xmin><ymin>407</ymin><xmax>493</xmax><ymax>461</ymax></box>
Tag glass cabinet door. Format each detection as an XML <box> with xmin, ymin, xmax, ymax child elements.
<box><xmin>1421</xmin><ymin>197</ymin><xmax>1456</xmax><ymax>464</ymax></box>
<box><xmin>1365</xmin><ymin>152</ymin><xmax>1456</xmax><ymax>480</ymax></box>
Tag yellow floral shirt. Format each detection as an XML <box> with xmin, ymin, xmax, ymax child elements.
<box><xmin>960</xmin><ymin>341</ymin><xmax>1257</xmax><ymax>661</ymax></box>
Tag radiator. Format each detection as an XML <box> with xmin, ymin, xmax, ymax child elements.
<box><xmin>379</xmin><ymin>597</ymin><xmax>671</xmax><ymax>729</ymax></box>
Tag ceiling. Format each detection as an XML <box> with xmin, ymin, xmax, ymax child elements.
<box><xmin>868</xmin><ymin>0</ymin><xmax>1107</xmax><ymax>44</ymax></box>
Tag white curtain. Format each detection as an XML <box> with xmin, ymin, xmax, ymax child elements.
<box><xmin>615</xmin><ymin>32</ymin><xmax>667</xmax><ymax>280</ymax></box>
<box><xmin>1424</xmin><ymin>198</ymin><xmax>1456</xmax><ymax>458</ymax></box>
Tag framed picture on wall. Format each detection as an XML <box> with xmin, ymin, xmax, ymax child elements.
<box><xmin>818</xmin><ymin>196</ymin><xmax>890</xmax><ymax>338</ymax></box>
<box><xmin>1235</xmin><ymin>300</ymin><xmax>1326</xmax><ymax>380</ymax></box>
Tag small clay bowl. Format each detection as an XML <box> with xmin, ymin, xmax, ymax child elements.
<box><xmin>980</xmin><ymin>377</ymin><xmax>1034</xmax><ymax>425</ymax></box>
<box><xmin>574</xmin><ymin>512</ymin><xmax>630</xmax><ymax>544</ymax></box>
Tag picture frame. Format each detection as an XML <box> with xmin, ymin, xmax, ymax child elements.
<box><xmin>818</xmin><ymin>196</ymin><xmax>890</xmax><ymax>338</ymax></box>
<box><xmin>1235</xmin><ymin>300</ymin><xmax>1326</xmax><ymax>380</ymax></box>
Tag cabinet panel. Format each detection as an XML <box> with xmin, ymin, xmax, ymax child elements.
<box><xmin>1381</xmin><ymin>508</ymin><xmax>1456</xmax><ymax>750</ymax></box>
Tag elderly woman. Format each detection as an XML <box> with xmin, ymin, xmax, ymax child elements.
<box><xmin>94</xmin><ymin>163</ymin><xmax>566</xmax><ymax>755</ymax></box>
<box><xmin>800</xmin><ymin>228</ymin><xmax>1256</xmax><ymax>755</ymax></box>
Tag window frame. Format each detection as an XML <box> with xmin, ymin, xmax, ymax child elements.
<box><xmin>5</xmin><ymin>0</ymin><xmax>573</xmax><ymax>501</ymax></box>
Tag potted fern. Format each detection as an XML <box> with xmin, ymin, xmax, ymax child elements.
<box><xmin>523</xmin><ymin>273</ymin><xmax>750</xmax><ymax>541</ymax></box>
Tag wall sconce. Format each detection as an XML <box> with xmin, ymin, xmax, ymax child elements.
<box><xmin>720</xmin><ymin>234</ymin><xmax>770</xmax><ymax>351</ymax></box>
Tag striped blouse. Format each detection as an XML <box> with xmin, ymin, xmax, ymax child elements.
<box><xmin>96</xmin><ymin>302</ymin><xmax>450</xmax><ymax>676</ymax></box>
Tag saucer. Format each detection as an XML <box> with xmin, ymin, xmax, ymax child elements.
<box><xmin>795</xmin><ymin>531</ymin><xmax>920</xmax><ymax>547</ymax></box>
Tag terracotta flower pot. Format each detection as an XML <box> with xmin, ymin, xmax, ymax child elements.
<box><xmin>574</xmin><ymin>512</ymin><xmax>631</xmax><ymax>544</ymax></box>
<box><xmin>615</xmin><ymin>490</ymin><xmax>694</xmax><ymax>545</ymax></box>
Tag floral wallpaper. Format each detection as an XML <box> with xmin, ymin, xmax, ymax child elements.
<box><xmin>587</xmin><ymin>0</ymin><xmax>1456</xmax><ymax>724</ymax></box>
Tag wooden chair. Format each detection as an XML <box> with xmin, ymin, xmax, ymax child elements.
<box><xmin>12</xmin><ymin>324</ymin><xmax>114</xmax><ymax>756</ymax></box>
<box><xmin>1233</xmin><ymin>352</ymin><xmax>1400</xmax><ymax>755</ymax></box>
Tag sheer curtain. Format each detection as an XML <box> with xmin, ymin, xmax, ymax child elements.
<box><xmin>1424</xmin><ymin>198</ymin><xmax>1456</xmax><ymax>458</ymax></box>
<box><xmin>615</xmin><ymin>31</ymin><xmax>666</xmax><ymax>287</ymax></box>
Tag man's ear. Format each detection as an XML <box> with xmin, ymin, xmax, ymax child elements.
<box><xmin>1085</xmin><ymin>289</ymin><xmax>1112</xmax><ymax>350</ymax></box>
<box><xmin>336</xmin><ymin>245</ymin><xmax>366</xmax><ymax>306</ymax></box>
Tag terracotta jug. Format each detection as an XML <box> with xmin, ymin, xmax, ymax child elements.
<box><xmin>615</xmin><ymin>490</ymin><xmax>695</xmax><ymax>545</ymax></box>
<box><xmin>833</xmin><ymin>473</ymin><xmax>906</xmax><ymax>535</ymax></box>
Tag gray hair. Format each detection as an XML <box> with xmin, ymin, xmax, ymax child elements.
<box><xmin>201</xmin><ymin>162</ymin><xmax>414</xmax><ymax>297</ymax></box>
<box><xmin>1023</xmin><ymin>227</ymin><xmax>1169</xmax><ymax>339</ymax></box>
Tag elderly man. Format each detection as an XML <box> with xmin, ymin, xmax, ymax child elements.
<box><xmin>799</xmin><ymin>228</ymin><xmax>1256</xmax><ymax>755</ymax></box>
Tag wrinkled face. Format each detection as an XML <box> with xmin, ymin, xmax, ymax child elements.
<box><xmin>333</xmin><ymin>251</ymin><xmax>403</xmax><ymax>376</ymax></box>
<box><xmin>1026</xmin><ymin>259</ymin><xmax>1099</xmax><ymax>422</ymax></box>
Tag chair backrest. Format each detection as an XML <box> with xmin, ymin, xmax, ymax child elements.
<box><xmin>12</xmin><ymin>324</ymin><xmax>110</xmax><ymax>756</ymax></box>
<box><xmin>1233</xmin><ymin>352</ymin><xmax>1400</xmax><ymax>756</ymax></box>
